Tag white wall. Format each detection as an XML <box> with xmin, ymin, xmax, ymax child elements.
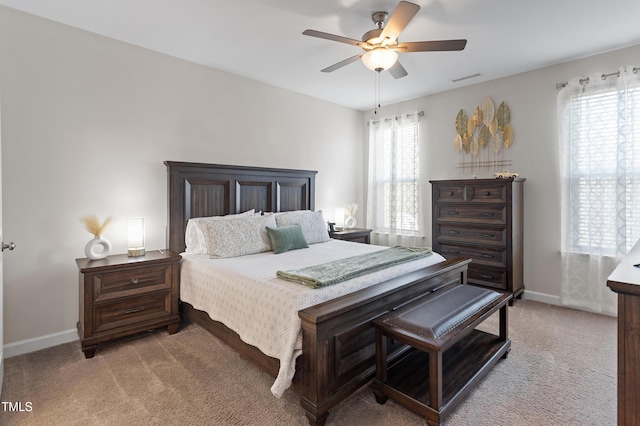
<box><xmin>0</xmin><ymin>6</ymin><xmax>363</xmax><ymax>349</ymax></box>
<box><xmin>364</xmin><ymin>44</ymin><xmax>640</xmax><ymax>302</ymax></box>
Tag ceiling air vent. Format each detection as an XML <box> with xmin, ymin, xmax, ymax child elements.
<box><xmin>451</xmin><ymin>73</ymin><xmax>481</xmax><ymax>83</ymax></box>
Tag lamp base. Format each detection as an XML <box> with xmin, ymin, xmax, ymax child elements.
<box><xmin>128</xmin><ymin>247</ymin><xmax>146</xmax><ymax>257</ymax></box>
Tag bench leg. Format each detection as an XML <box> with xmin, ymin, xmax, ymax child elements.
<box><xmin>500</xmin><ymin>303</ymin><xmax>510</xmax><ymax>359</ymax></box>
<box><xmin>429</xmin><ymin>349</ymin><xmax>443</xmax><ymax>410</ymax></box>
<box><xmin>374</xmin><ymin>329</ymin><xmax>389</xmax><ymax>405</ymax></box>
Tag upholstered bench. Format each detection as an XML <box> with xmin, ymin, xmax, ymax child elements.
<box><xmin>372</xmin><ymin>284</ymin><xmax>512</xmax><ymax>426</ymax></box>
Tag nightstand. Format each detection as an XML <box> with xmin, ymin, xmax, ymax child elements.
<box><xmin>329</xmin><ymin>228</ymin><xmax>372</xmax><ymax>244</ymax></box>
<box><xmin>76</xmin><ymin>249</ymin><xmax>181</xmax><ymax>358</ymax></box>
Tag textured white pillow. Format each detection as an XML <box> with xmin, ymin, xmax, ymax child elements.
<box><xmin>184</xmin><ymin>209</ymin><xmax>255</xmax><ymax>254</ymax></box>
<box><xmin>202</xmin><ymin>214</ymin><xmax>277</xmax><ymax>258</ymax></box>
<box><xmin>275</xmin><ymin>210</ymin><xmax>330</xmax><ymax>244</ymax></box>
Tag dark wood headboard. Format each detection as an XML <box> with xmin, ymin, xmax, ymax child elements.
<box><xmin>165</xmin><ymin>161</ymin><xmax>317</xmax><ymax>253</ymax></box>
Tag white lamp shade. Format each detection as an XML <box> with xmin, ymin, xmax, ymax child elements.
<box><xmin>334</xmin><ymin>208</ymin><xmax>345</xmax><ymax>227</ymax></box>
<box><xmin>127</xmin><ymin>217</ymin><xmax>145</xmax><ymax>256</ymax></box>
<box><xmin>362</xmin><ymin>48</ymin><xmax>398</xmax><ymax>71</ymax></box>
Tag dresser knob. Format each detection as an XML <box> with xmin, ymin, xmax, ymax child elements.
<box><xmin>485</xmin><ymin>191</ymin><xmax>491</xmax><ymax>196</ymax></box>
<box><xmin>449</xmin><ymin>191</ymin><xmax>454</xmax><ymax>196</ymax></box>
<box><xmin>131</xmin><ymin>278</ymin><xmax>139</xmax><ymax>284</ymax></box>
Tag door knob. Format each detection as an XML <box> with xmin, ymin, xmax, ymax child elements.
<box><xmin>2</xmin><ymin>242</ymin><xmax>16</xmax><ymax>251</ymax></box>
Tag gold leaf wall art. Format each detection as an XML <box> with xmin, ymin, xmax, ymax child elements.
<box><xmin>478</xmin><ymin>125</ymin><xmax>490</xmax><ymax>148</ymax></box>
<box><xmin>503</xmin><ymin>124</ymin><xmax>514</xmax><ymax>148</ymax></box>
<box><xmin>455</xmin><ymin>109</ymin><xmax>468</xmax><ymax>137</ymax></box>
<box><xmin>453</xmin><ymin>98</ymin><xmax>515</xmax><ymax>155</ymax></box>
<box><xmin>480</xmin><ymin>97</ymin><xmax>494</xmax><ymax>126</ymax></box>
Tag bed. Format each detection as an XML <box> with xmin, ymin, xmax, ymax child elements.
<box><xmin>165</xmin><ymin>161</ymin><xmax>470</xmax><ymax>425</ymax></box>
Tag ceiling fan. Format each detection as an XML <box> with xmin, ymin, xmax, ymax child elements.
<box><xmin>302</xmin><ymin>1</ymin><xmax>467</xmax><ymax>79</ymax></box>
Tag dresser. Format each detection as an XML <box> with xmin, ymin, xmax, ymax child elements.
<box><xmin>607</xmin><ymin>240</ymin><xmax>640</xmax><ymax>426</ymax></box>
<box><xmin>430</xmin><ymin>178</ymin><xmax>524</xmax><ymax>302</ymax></box>
<box><xmin>76</xmin><ymin>249</ymin><xmax>181</xmax><ymax>358</ymax></box>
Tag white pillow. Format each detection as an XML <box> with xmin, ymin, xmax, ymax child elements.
<box><xmin>275</xmin><ymin>210</ymin><xmax>330</xmax><ymax>244</ymax></box>
<box><xmin>202</xmin><ymin>214</ymin><xmax>277</xmax><ymax>258</ymax></box>
<box><xmin>184</xmin><ymin>209</ymin><xmax>255</xmax><ymax>254</ymax></box>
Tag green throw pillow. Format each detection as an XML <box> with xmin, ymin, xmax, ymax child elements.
<box><xmin>267</xmin><ymin>224</ymin><xmax>309</xmax><ymax>254</ymax></box>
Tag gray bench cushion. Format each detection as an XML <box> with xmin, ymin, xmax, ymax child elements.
<box><xmin>381</xmin><ymin>285</ymin><xmax>501</xmax><ymax>340</ymax></box>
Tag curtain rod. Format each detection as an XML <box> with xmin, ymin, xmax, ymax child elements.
<box><xmin>556</xmin><ymin>66</ymin><xmax>639</xmax><ymax>89</ymax></box>
<box><xmin>369</xmin><ymin>110</ymin><xmax>424</xmax><ymax>126</ymax></box>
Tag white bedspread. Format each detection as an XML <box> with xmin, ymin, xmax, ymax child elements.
<box><xmin>180</xmin><ymin>239</ymin><xmax>445</xmax><ymax>397</ymax></box>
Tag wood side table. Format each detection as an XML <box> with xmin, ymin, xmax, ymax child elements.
<box><xmin>329</xmin><ymin>228</ymin><xmax>372</xmax><ymax>244</ymax></box>
<box><xmin>76</xmin><ymin>249</ymin><xmax>181</xmax><ymax>358</ymax></box>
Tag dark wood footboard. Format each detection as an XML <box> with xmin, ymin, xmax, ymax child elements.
<box><xmin>296</xmin><ymin>257</ymin><xmax>469</xmax><ymax>425</ymax></box>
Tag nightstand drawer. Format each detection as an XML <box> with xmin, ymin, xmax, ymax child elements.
<box><xmin>93</xmin><ymin>264</ymin><xmax>173</xmax><ymax>303</ymax></box>
<box><xmin>94</xmin><ymin>292</ymin><xmax>172</xmax><ymax>333</ymax></box>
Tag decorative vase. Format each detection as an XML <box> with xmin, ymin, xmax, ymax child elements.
<box><xmin>344</xmin><ymin>216</ymin><xmax>357</xmax><ymax>229</ymax></box>
<box><xmin>84</xmin><ymin>235</ymin><xmax>112</xmax><ymax>260</ymax></box>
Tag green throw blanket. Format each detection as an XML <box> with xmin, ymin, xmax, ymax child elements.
<box><xmin>276</xmin><ymin>246</ymin><xmax>433</xmax><ymax>289</ymax></box>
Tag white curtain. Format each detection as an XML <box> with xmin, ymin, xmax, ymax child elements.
<box><xmin>367</xmin><ymin>112</ymin><xmax>423</xmax><ymax>247</ymax></box>
<box><xmin>558</xmin><ymin>65</ymin><xmax>640</xmax><ymax>315</ymax></box>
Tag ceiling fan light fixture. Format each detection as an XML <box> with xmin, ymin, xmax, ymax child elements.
<box><xmin>362</xmin><ymin>48</ymin><xmax>398</xmax><ymax>72</ymax></box>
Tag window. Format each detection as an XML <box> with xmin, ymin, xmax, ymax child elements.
<box><xmin>367</xmin><ymin>113</ymin><xmax>421</xmax><ymax>237</ymax></box>
<box><xmin>557</xmin><ymin>66</ymin><xmax>640</xmax><ymax>314</ymax></box>
<box><xmin>562</xmin><ymin>82</ymin><xmax>640</xmax><ymax>256</ymax></box>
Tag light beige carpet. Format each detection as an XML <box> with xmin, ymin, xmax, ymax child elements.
<box><xmin>1</xmin><ymin>299</ymin><xmax>616</xmax><ymax>425</ymax></box>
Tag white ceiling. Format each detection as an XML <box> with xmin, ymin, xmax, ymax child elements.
<box><xmin>1</xmin><ymin>0</ymin><xmax>639</xmax><ymax>111</ymax></box>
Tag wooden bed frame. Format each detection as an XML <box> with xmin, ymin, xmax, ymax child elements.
<box><xmin>165</xmin><ymin>161</ymin><xmax>470</xmax><ymax>425</ymax></box>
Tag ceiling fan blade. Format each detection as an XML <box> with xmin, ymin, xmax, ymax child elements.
<box><xmin>380</xmin><ymin>1</ymin><xmax>420</xmax><ymax>44</ymax></box>
<box><xmin>302</xmin><ymin>29</ymin><xmax>363</xmax><ymax>47</ymax></box>
<box><xmin>397</xmin><ymin>39</ymin><xmax>467</xmax><ymax>52</ymax></box>
<box><xmin>388</xmin><ymin>61</ymin><xmax>408</xmax><ymax>79</ymax></box>
<box><xmin>321</xmin><ymin>55</ymin><xmax>363</xmax><ymax>73</ymax></box>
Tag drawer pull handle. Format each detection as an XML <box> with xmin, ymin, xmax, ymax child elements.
<box><xmin>479</xmin><ymin>213</ymin><xmax>494</xmax><ymax>216</ymax></box>
<box><xmin>480</xmin><ymin>274</ymin><xmax>494</xmax><ymax>279</ymax></box>
<box><xmin>125</xmin><ymin>306</ymin><xmax>146</xmax><ymax>314</ymax></box>
<box><xmin>448</xmin><ymin>191</ymin><xmax>454</xmax><ymax>196</ymax></box>
<box><xmin>481</xmin><ymin>254</ymin><xmax>495</xmax><ymax>258</ymax></box>
<box><xmin>131</xmin><ymin>278</ymin><xmax>140</xmax><ymax>285</ymax></box>
<box><xmin>447</xmin><ymin>230</ymin><xmax>459</xmax><ymax>234</ymax></box>
<box><xmin>446</xmin><ymin>249</ymin><xmax>461</xmax><ymax>254</ymax></box>
<box><xmin>480</xmin><ymin>233</ymin><xmax>495</xmax><ymax>237</ymax></box>
<box><xmin>448</xmin><ymin>211</ymin><xmax>459</xmax><ymax>215</ymax></box>
<box><xmin>485</xmin><ymin>192</ymin><xmax>491</xmax><ymax>196</ymax></box>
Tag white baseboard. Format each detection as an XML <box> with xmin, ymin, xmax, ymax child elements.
<box><xmin>4</xmin><ymin>329</ymin><xmax>78</xmax><ymax>359</ymax></box>
<box><xmin>521</xmin><ymin>289</ymin><xmax>560</xmax><ymax>305</ymax></box>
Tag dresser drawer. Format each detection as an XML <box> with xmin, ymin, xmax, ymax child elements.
<box><xmin>468</xmin><ymin>265</ymin><xmax>507</xmax><ymax>290</ymax></box>
<box><xmin>435</xmin><ymin>204</ymin><xmax>506</xmax><ymax>225</ymax></box>
<box><xmin>436</xmin><ymin>224</ymin><xmax>507</xmax><ymax>246</ymax></box>
<box><xmin>466</xmin><ymin>183</ymin><xmax>507</xmax><ymax>203</ymax></box>
<box><xmin>92</xmin><ymin>264</ymin><xmax>173</xmax><ymax>303</ymax></box>
<box><xmin>439</xmin><ymin>244</ymin><xmax>507</xmax><ymax>268</ymax></box>
<box><xmin>93</xmin><ymin>292</ymin><xmax>172</xmax><ymax>333</ymax></box>
<box><xmin>433</xmin><ymin>185</ymin><xmax>465</xmax><ymax>203</ymax></box>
